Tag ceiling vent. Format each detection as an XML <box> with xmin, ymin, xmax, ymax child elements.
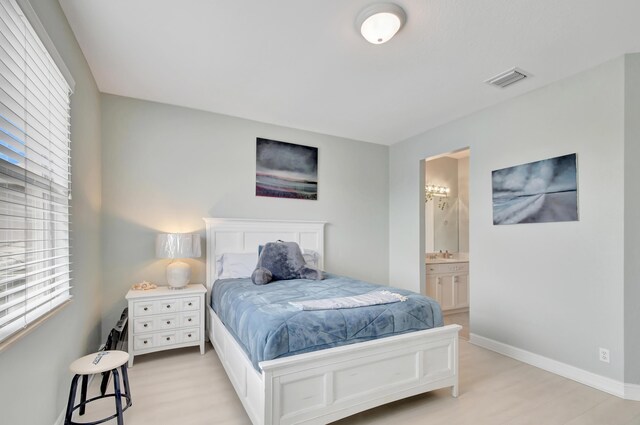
<box><xmin>485</xmin><ymin>67</ymin><xmax>530</xmax><ymax>88</ymax></box>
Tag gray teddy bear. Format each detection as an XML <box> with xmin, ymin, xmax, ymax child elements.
<box><xmin>251</xmin><ymin>241</ymin><xmax>324</xmax><ymax>285</ymax></box>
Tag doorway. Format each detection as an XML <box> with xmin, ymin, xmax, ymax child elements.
<box><xmin>423</xmin><ymin>148</ymin><xmax>470</xmax><ymax>339</ymax></box>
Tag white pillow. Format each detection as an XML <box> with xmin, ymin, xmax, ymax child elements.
<box><xmin>217</xmin><ymin>252</ymin><xmax>258</xmax><ymax>279</ymax></box>
<box><xmin>303</xmin><ymin>249</ymin><xmax>321</xmax><ymax>268</ymax></box>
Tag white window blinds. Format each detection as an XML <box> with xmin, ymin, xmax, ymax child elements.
<box><xmin>0</xmin><ymin>0</ymin><xmax>72</xmax><ymax>344</ymax></box>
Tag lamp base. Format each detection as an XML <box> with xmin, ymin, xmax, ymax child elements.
<box><xmin>167</xmin><ymin>260</ymin><xmax>191</xmax><ymax>289</ymax></box>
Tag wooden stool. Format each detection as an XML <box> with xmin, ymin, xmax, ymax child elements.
<box><xmin>64</xmin><ymin>351</ymin><xmax>132</xmax><ymax>425</ymax></box>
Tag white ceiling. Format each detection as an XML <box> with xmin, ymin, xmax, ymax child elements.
<box><xmin>59</xmin><ymin>0</ymin><xmax>640</xmax><ymax>145</ymax></box>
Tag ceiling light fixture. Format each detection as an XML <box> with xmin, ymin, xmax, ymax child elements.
<box><xmin>356</xmin><ymin>3</ymin><xmax>406</xmax><ymax>45</ymax></box>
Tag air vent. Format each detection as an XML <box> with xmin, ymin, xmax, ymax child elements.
<box><xmin>485</xmin><ymin>67</ymin><xmax>530</xmax><ymax>88</ymax></box>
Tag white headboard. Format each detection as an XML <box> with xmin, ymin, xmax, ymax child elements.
<box><xmin>203</xmin><ymin>218</ymin><xmax>326</xmax><ymax>292</ymax></box>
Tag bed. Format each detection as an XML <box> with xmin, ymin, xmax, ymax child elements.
<box><xmin>204</xmin><ymin>218</ymin><xmax>460</xmax><ymax>425</ymax></box>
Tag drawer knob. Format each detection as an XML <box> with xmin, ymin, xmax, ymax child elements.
<box><xmin>144</xmin><ymin>323</ymin><xmax>148</xmax><ymax>328</ymax></box>
<box><xmin>188</xmin><ymin>302</ymin><xmax>192</xmax><ymax>306</ymax></box>
<box><xmin>188</xmin><ymin>318</ymin><xmax>192</xmax><ymax>322</ymax></box>
<box><xmin>188</xmin><ymin>334</ymin><xmax>192</xmax><ymax>338</ymax></box>
<box><xmin>144</xmin><ymin>307</ymin><xmax>148</xmax><ymax>311</ymax></box>
<box><xmin>166</xmin><ymin>321</ymin><xmax>171</xmax><ymax>325</ymax></box>
<box><xmin>166</xmin><ymin>337</ymin><xmax>170</xmax><ymax>341</ymax></box>
<box><xmin>166</xmin><ymin>305</ymin><xmax>171</xmax><ymax>309</ymax></box>
<box><xmin>143</xmin><ymin>340</ymin><xmax>148</xmax><ymax>344</ymax></box>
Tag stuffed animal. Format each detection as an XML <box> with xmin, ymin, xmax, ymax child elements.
<box><xmin>251</xmin><ymin>241</ymin><xmax>323</xmax><ymax>285</ymax></box>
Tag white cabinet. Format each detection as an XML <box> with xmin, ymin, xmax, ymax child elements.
<box><xmin>126</xmin><ymin>284</ymin><xmax>206</xmax><ymax>366</ymax></box>
<box><xmin>426</xmin><ymin>262</ymin><xmax>469</xmax><ymax>313</ymax></box>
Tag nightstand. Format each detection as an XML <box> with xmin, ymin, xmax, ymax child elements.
<box><xmin>125</xmin><ymin>283</ymin><xmax>207</xmax><ymax>367</ymax></box>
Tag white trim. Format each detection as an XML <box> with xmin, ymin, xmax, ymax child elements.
<box><xmin>469</xmin><ymin>333</ymin><xmax>640</xmax><ymax>400</ymax></box>
<box><xmin>0</xmin><ymin>299</ymin><xmax>72</xmax><ymax>353</ymax></box>
<box><xmin>15</xmin><ymin>0</ymin><xmax>75</xmax><ymax>91</ymax></box>
<box><xmin>624</xmin><ymin>383</ymin><xmax>640</xmax><ymax>401</ymax></box>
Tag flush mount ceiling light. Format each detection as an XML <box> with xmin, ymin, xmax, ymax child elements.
<box><xmin>356</xmin><ymin>3</ymin><xmax>407</xmax><ymax>44</ymax></box>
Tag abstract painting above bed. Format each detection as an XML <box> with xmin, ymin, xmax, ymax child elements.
<box><xmin>211</xmin><ymin>273</ymin><xmax>443</xmax><ymax>371</ymax></box>
<box><xmin>255</xmin><ymin>138</ymin><xmax>318</xmax><ymax>200</ymax></box>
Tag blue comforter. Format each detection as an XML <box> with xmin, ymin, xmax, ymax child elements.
<box><xmin>211</xmin><ymin>274</ymin><xmax>443</xmax><ymax>371</ymax></box>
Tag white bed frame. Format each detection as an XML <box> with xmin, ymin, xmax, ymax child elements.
<box><xmin>204</xmin><ymin>218</ymin><xmax>460</xmax><ymax>425</ymax></box>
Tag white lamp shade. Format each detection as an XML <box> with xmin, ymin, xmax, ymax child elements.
<box><xmin>156</xmin><ymin>233</ymin><xmax>202</xmax><ymax>259</ymax></box>
<box><xmin>356</xmin><ymin>3</ymin><xmax>406</xmax><ymax>44</ymax></box>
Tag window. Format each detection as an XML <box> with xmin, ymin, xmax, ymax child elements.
<box><xmin>0</xmin><ymin>0</ymin><xmax>73</xmax><ymax>344</ymax></box>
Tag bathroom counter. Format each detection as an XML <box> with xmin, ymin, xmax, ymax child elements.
<box><xmin>425</xmin><ymin>253</ymin><xmax>469</xmax><ymax>264</ymax></box>
<box><xmin>425</xmin><ymin>258</ymin><xmax>468</xmax><ymax>264</ymax></box>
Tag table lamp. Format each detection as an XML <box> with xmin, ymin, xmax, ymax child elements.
<box><xmin>156</xmin><ymin>233</ymin><xmax>202</xmax><ymax>289</ymax></box>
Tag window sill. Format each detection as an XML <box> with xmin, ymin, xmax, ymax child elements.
<box><xmin>0</xmin><ymin>298</ymin><xmax>73</xmax><ymax>353</ymax></box>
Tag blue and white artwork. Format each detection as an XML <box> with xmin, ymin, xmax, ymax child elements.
<box><xmin>256</xmin><ymin>138</ymin><xmax>318</xmax><ymax>200</ymax></box>
<box><xmin>492</xmin><ymin>153</ymin><xmax>578</xmax><ymax>225</ymax></box>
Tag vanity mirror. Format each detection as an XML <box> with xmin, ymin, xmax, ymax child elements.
<box><xmin>426</xmin><ymin>197</ymin><xmax>459</xmax><ymax>253</ymax></box>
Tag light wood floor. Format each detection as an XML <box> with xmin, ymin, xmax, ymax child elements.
<box><xmin>444</xmin><ymin>311</ymin><xmax>470</xmax><ymax>340</ymax></box>
<box><xmin>74</xmin><ymin>340</ymin><xmax>640</xmax><ymax>425</ymax></box>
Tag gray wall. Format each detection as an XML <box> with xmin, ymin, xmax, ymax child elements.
<box><xmin>624</xmin><ymin>54</ymin><xmax>640</xmax><ymax>384</ymax></box>
<box><xmin>0</xmin><ymin>1</ymin><xmax>102</xmax><ymax>424</ymax></box>
<box><xmin>390</xmin><ymin>57</ymin><xmax>626</xmax><ymax>381</ymax></box>
<box><xmin>100</xmin><ymin>94</ymin><xmax>389</xmax><ymax>337</ymax></box>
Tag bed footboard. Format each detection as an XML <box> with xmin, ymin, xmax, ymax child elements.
<box><xmin>209</xmin><ymin>306</ymin><xmax>460</xmax><ymax>425</ymax></box>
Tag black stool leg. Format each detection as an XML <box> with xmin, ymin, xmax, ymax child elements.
<box><xmin>112</xmin><ymin>368</ymin><xmax>124</xmax><ymax>425</ymax></box>
<box><xmin>120</xmin><ymin>364</ymin><xmax>132</xmax><ymax>406</ymax></box>
<box><xmin>64</xmin><ymin>374</ymin><xmax>80</xmax><ymax>425</ymax></box>
<box><xmin>79</xmin><ymin>374</ymin><xmax>88</xmax><ymax>415</ymax></box>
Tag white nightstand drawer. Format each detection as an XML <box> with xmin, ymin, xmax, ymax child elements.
<box><xmin>134</xmin><ymin>335</ymin><xmax>154</xmax><ymax>350</ymax></box>
<box><xmin>158</xmin><ymin>314</ymin><xmax>178</xmax><ymax>330</ymax></box>
<box><xmin>159</xmin><ymin>300</ymin><xmax>178</xmax><ymax>313</ymax></box>
<box><xmin>181</xmin><ymin>328</ymin><xmax>199</xmax><ymax>343</ymax></box>
<box><xmin>180</xmin><ymin>311</ymin><xmax>200</xmax><ymax>327</ymax></box>
<box><xmin>134</xmin><ymin>301</ymin><xmax>155</xmax><ymax>316</ymax></box>
<box><xmin>157</xmin><ymin>331</ymin><xmax>178</xmax><ymax>346</ymax></box>
<box><xmin>181</xmin><ymin>297</ymin><xmax>200</xmax><ymax>311</ymax></box>
<box><xmin>134</xmin><ymin>318</ymin><xmax>155</xmax><ymax>333</ymax></box>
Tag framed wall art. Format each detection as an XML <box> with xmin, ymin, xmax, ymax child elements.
<box><xmin>492</xmin><ymin>153</ymin><xmax>578</xmax><ymax>225</ymax></box>
<box><xmin>256</xmin><ymin>138</ymin><xmax>318</xmax><ymax>200</ymax></box>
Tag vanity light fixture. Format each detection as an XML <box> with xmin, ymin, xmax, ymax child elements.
<box><xmin>425</xmin><ymin>185</ymin><xmax>450</xmax><ymax>197</ymax></box>
<box><xmin>425</xmin><ymin>185</ymin><xmax>450</xmax><ymax>210</ymax></box>
<box><xmin>356</xmin><ymin>3</ymin><xmax>407</xmax><ymax>44</ymax></box>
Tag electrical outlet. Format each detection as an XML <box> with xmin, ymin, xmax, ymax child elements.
<box><xmin>599</xmin><ymin>348</ymin><xmax>610</xmax><ymax>363</ymax></box>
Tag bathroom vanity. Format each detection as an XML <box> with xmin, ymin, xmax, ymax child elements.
<box><xmin>426</xmin><ymin>258</ymin><xmax>469</xmax><ymax>313</ymax></box>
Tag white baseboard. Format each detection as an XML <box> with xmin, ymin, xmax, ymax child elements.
<box><xmin>624</xmin><ymin>383</ymin><xmax>640</xmax><ymax>401</ymax></box>
<box><xmin>469</xmin><ymin>333</ymin><xmax>640</xmax><ymax>401</ymax></box>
